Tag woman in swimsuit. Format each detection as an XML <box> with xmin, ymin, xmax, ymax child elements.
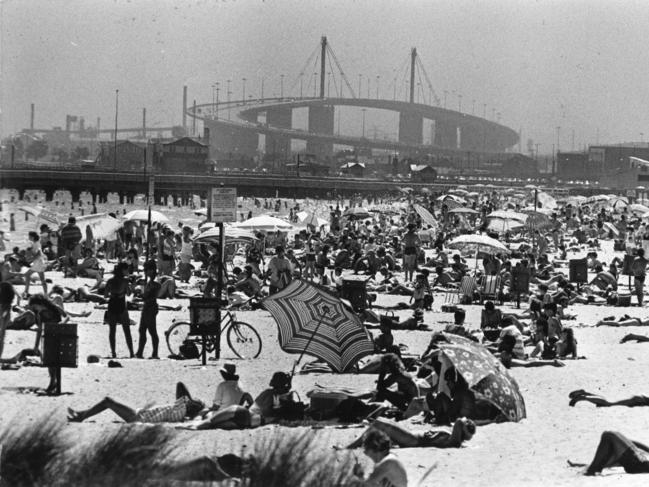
<box><xmin>104</xmin><ymin>262</ymin><xmax>134</xmax><ymax>358</ymax></box>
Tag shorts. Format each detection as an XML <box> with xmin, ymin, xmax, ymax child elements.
<box><xmin>621</xmin><ymin>447</ymin><xmax>649</xmax><ymax>474</ymax></box>
<box><xmin>403</xmin><ymin>254</ymin><xmax>417</xmax><ymax>269</ymax></box>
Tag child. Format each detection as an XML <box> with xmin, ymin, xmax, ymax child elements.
<box><xmin>411</xmin><ymin>272</ymin><xmax>432</xmax><ymax>310</ymax></box>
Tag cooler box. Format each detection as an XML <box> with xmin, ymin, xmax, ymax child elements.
<box><xmin>42</xmin><ymin>323</ymin><xmax>78</xmax><ymax>368</ymax></box>
<box><xmin>341</xmin><ymin>276</ymin><xmax>370</xmax><ymax>312</ymax></box>
<box><xmin>569</xmin><ymin>258</ymin><xmax>588</xmax><ymax>283</ymax></box>
<box><xmin>189</xmin><ymin>297</ymin><xmax>221</xmax><ymax>335</ymax></box>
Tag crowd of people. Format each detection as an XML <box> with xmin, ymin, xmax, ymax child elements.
<box><xmin>4</xmin><ymin>187</ymin><xmax>649</xmax><ymax>483</ymax></box>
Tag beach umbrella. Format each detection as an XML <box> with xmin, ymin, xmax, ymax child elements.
<box><xmin>194</xmin><ymin>226</ymin><xmax>259</xmax><ymax>244</ymax></box>
<box><xmin>486</xmin><ymin>218</ymin><xmax>526</xmax><ymax>234</ymax></box>
<box><xmin>123</xmin><ymin>209</ymin><xmax>168</xmax><ymax>223</ymax></box>
<box><xmin>585</xmin><ymin>194</ymin><xmax>610</xmax><ymax>203</ymax></box>
<box><xmin>536</xmin><ymin>191</ymin><xmax>557</xmax><ymax>210</ymax></box>
<box><xmin>19</xmin><ymin>205</ymin><xmax>61</xmax><ymax>226</ymax></box>
<box><xmin>413</xmin><ymin>204</ymin><xmax>438</xmax><ymax>229</ymax></box>
<box><xmin>449</xmin><ymin>188</ymin><xmax>469</xmax><ymax>196</ymax></box>
<box><xmin>262</xmin><ymin>280</ymin><xmax>375</xmax><ymax>374</ymax></box>
<box><xmin>447</xmin><ymin>234</ymin><xmax>510</xmax><ymax>254</ymax></box>
<box><xmin>75</xmin><ymin>213</ymin><xmax>121</xmax><ymax>240</ymax></box>
<box><xmin>232</xmin><ymin>214</ymin><xmax>293</xmax><ymax>232</ymax></box>
<box><xmin>433</xmin><ymin>332</ymin><xmax>526</xmax><ymax>422</ymax></box>
<box><xmin>448</xmin><ymin>207</ymin><xmax>479</xmax><ymax>215</ymax></box>
<box><xmin>521</xmin><ymin>209</ymin><xmax>552</xmax><ymax>230</ymax></box>
<box><xmin>487</xmin><ymin>210</ymin><xmax>527</xmax><ymax>223</ymax></box>
<box><xmin>601</xmin><ymin>222</ymin><xmax>620</xmax><ymax>237</ymax></box>
<box><xmin>399</xmin><ymin>187</ymin><xmax>413</xmax><ymax>193</ymax></box>
<box><xmin>629</xmin><ymin>203</ymin><xmax>649</xmax><ymax>215</ymax></box>
<box><xmin>343</xmin><ymin>207</ymin><xmax>371</xmax><ymax>219</ymax></box>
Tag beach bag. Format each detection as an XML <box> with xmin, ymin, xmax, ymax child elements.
<box><xmin>277</xmin><ymin>392</ymin><xmax>307</xmax><ymax>421</ymax></box>
<box><xmin>179</xmin><ymin>340</ymin><xmax>200</xmax><ymax>359</ymax></box>
<box><xmin>616</xmin><ymin>294</ymin><xmax>632</xmax><ymax>307</ymax></box>
<box><xmin>307</xmin><ymin>390</ymin><xmax>349</xmax><ymax>420</ymax></box>
<box><xmin>380</xmin><ymin>311</ymin><xmax>399</xmax><ymax>328</ymax></box>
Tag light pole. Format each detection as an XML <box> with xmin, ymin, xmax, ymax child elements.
<box><xmin>227</xmin><ymin>80</ymin><xmax>231</xmax><ymax>119</ymax></box>
<box><xmin>327</xmin><ymin>72</ymin><xmax>331</xmax><ymax>97</ymax></box>
<box><xmin>313</xmin><ymin>72</ymin><xmax>317</xmax><ymax>97</ymax></box>
<box><xmin>483</xmin><ymin>103</ymin><xmax>487</xmax><ymax>118</ymax></box>
<box><xmin>458</xmin><ymin>94</ymin><xmax>462</xmax><ymax>112</ymax></box>
<box><xmin>367</xmin><ymin>76</ymin><xmax>370</xmax><ymax>98</ymax></box>
<box><xmin>535</xmin><ymin>143</ymin><xmax>540</xmax><ymax>161</ymax></box>
<box><xmin>376</xmin><ymin>75</ymin><xmax>380</xmax><ymax>99</ymax></box>
<box><xmin>361</xmin><ymin>108</ymin><xmax>366</xmax><ymax>138</ymax></box>
<box><xmin>215</xmin><ymin>82</ymin><xmax>220</xmax><ymax>119</ymax></box>
<box><xmin>260</xmin><ymin>77</ymin><xmax>265</xmax><ymax>101</ymax></box>
<box><xmin>358</xmin><ymin>74</ymin><xmax>362</xmax><ymax>98</ymax></box>
<box><xmin>443</xmin><ymin>90</ymin><xmax>448</xmax><ymax>109</ymax></box>
<box><xmin>113</xmin><ymin>89</ymin><xmax>119</xmax><ymax>171</ymax></box>
<box><xmin>299</xmin><ymin>73</ymin><xmax>303</xmax><ymax>98</ymax></box>
<box><xmin>556</xmin><ymin>126</ymin><xmax>561</xmax><ymax>152</ymax></box>
<box><xmin>242</xmin><ymin>78</ymin><xmax>247</xmax><ymax>105</ymax></box>
<box><xmin>280</xmin><ymin>74</ymin><xmax>284</xmax><ymax>99</ymax></box>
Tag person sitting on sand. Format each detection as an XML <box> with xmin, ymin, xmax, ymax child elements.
<box><xmin>68</xmin><ymin>382</ymin><xmax>205</xmax><ymax>423</ymax></box>
<box><xmin>569</xmin><ymin>390</ymin><xmax>649</xmax><ymax>408</ymax></box>
<box><xmin>345</xmin><ymin>416</ymin><xmax>475</xmax><ymax>450</ymax></box>
<box><xmin>375</xmin><ymin>353</ymin><xmax>418</xmax><ymax>412</ymax></box>
<box><xmin>350</xmin><ymin>429</ymin><xmax>408</xmax><ymax>487</ymax></box>
<box><xmin>212</xmin><ymin>363</ymin><xmax>253</xmax><ymax>410</ymax></box>
<box><xmin>569</xmin><ymin>431</ymin><xmax>649</xmax><ymax>475</ymax></box>
<box><xmin>480</xmin><ymin>301</ymin><xmax>503</xmax><ymax>329</ymax></box>
<box><xmin>183</xmin><ymin>371</ymin><xmax>293</xmax><ymax>430</ymax></box>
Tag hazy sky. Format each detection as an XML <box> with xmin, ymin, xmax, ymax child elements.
<box><xmin>3</xmin><ymin>0</ymin><xmax>649</xmax><ymax>154</ymax></box>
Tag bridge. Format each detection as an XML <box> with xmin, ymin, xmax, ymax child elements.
<box><xmin>0</xmin><ymin>167</ymin><xmax>446</xmax><ymax>203</ymax></box>
<box><xmin>188</xmin><ymin>38</ymin><xmax>519</xmax><ymax>161</ymax></box>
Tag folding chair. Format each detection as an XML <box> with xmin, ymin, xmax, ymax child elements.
<box><xmin>479</xmin><ymin>275</ymin><xmax>502</xmax><ymax>304</ymax></box>
<box><xmin>446</xmin><ymin>275</ymin><xmax>478</xmax><ymax>304</ymax></box>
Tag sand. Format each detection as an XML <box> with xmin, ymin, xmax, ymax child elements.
<box><xmin>2</xmin><ymin>193</ymin><xmax>649</xmax><ymax>486</ymax></box>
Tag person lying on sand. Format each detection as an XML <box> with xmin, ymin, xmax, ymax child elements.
<box><xmin>596</xmin><ymin>315</ymin><xmax>649</xmax><ymax>327</ymax></box>
<box><xmin>620</xmin><ymin>333</ymin><xmax>649</xmax><ymax>343</ymax></box>
<box><xmin>68</xmin><ymin>382</ymin><xmax>205</xmax><ymax>423</ymax></box>
<box><xmin>345</xmin><ymin>417</ymin><xmax>475</xmax><ymax>449</ymax></box>
<box><xmin>568</xmin><ymin>431</ymin><xmax>649</xmax><ymax>475</ymax></box>
<box><xmin>569</xmin><ymin>390</ymin><xmax>649</xmax><ymax>408</ymax></box>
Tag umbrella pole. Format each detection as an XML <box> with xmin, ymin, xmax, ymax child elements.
<box><xmin>291</xmin><ymin>312</ymin><xmax>327</xmax><ymax>378</ymax></box>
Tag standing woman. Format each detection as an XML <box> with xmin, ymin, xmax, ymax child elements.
<box><xmin>135</xmin><ymin>260</ymin><xmax>161</xmax><ymax>359</ymax></box>
<box><xmin>23</xmin><ymin>231</ymin><xmax>48</xmax><ymax>298</ymax></box>
<box><xmin>104</xmin><ymin>262</ymin><xmax>134</xmax><ymax>358</ymax></box>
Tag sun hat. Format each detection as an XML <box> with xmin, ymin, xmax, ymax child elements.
<box><xmin>220</xmin><ymin>363</ymin><xmax>239</xmax><ymax>380</ymax></box>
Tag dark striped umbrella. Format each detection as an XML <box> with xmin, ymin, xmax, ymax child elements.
<box><xmin>262</xmin><ymin>280</ymin><xmax>375</xmax><ymax>373</ymax></box>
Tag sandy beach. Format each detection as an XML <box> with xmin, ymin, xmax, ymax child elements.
<box><xmin>2</xmin><ymin>193</ymin><xmax>649</xmax><ymax>486</ymax></box>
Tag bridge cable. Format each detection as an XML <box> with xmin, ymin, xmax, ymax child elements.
<box><xmin>326</xmin><ymin>53</ymin><xmax>342</xmax><ymax>98</ymax></box>
<box><xmin>325</xmin><ymin>42</ymin><xmax>356</xmax><ymax>98</ymax></box>
<box><xmin>415</xmin><ymin>56</ymin><xmax>441</xmax><ymax>106</ymax></box>
<box><xmin>289</xmin><ymin>42</ymin><xmax>321</xmax><ymax>97</ymax></box>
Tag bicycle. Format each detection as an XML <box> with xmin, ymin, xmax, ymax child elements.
<box><xmin>165</xmin><ymin>305</ymin><xmax>262</xmax><ymax>360</ymax></box>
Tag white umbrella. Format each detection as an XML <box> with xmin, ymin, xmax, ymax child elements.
<box><xmin>630</xmin><ymin>203</ymin><xmax>649</xmax><ymax>214</ymax></box>
<box><xmin>75</xmin><ymin>213</ymin><xmax>122</xmax><ymax>240</ymax></box>
<box><xmin>19</xmin><ymin>205</ymin><xmax>61</xmax><ymax>226</ymax></box>
<box><xmin>447</xmin><ymin>234</ymin><xmax>510</xmax><ymax>254</ymax></box>
<box><xmin>486</xmin><ymin>218</ymin><xmax>526</xmax><ymax>234</ymax></box>
<box><xmin>487</xmin><ymin>210</ymin><xmax>528</xmax><ymax>223</ymax></box>
<box><xmin>123</xmin><ymin>209</ymin><xmax>169</xmax><ymax>223</ymax></box>
<box><xmin>448</xmin><ymin>207</ymin><xmax>480</xmax><ymax>215</ymax></box>
<box><xmin>232</xmin><ymin>214</ymin><xmax>293</xmax><ymax>232</ymax></box>
<box><xmin>194</xmin><ymin>226</ymin><xmax>259</xmax><ymax>243</ymax></box>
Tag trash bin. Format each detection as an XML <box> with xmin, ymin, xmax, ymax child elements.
<box><xmin>569</xmin><ymin>258</ymin><xmax>588</xmax><ymax>284</ymax></box>
<box><xmin>42</xmin><ymin>323</ymin><xmax>78</xmax><ymax>368</ymax></box>
<box><xmin>341</xmin><ymin>276</ymin><xmax>369</xmax><ymax>312</ymax></box>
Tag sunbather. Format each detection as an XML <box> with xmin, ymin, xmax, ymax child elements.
<box><xmin>570</xmin><ymin>431</ymin><xmax>649</xmax><ymax>475</ymax></box>
<box><xmin>68</xmin><ymin>382</ymin><xmax>205</xmax><ymax>423</ymax></box>
<box><xmin>569</xmin><ymin>390</ymin><xmax>649</xmax><ymax>408</ymax></box>
<box><xmin>345</xmin><ymin>416</ymin><xmax>475</xmax><ymax>449</ymax></box>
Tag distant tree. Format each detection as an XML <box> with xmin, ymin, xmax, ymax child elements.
<box><xmin>71</xmin><ymin>146</ymin><xmax>90</xmax><ymax>161</ymax></box>
<box><xmin>52</xmin><ymin>147</ymin><xmax>69</xmax><ymax>162</ymax></box>
<box><xmin>25</xmin><ymin>139</ymin><xmax>49</xmax><ymax>160</ymax></box>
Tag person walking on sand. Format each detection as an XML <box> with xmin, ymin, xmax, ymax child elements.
<box><xmin>23</xmin><ymin>231</ymin><xmax>48</xmax><ymax>298</ymax></box>
<box><xmin>632</xmin><ymin>248</ymin><xmax>648</xmax><ymax>306</ymax></box>
<box><xmin>135</xmin><ymin>260</ymin><xmax>161</xmax><ymax>359</ymax></box>
<box><xmin>402</xmin><ymin>224</ymin><xmax>420</xmax><ymax>282</ymax></box>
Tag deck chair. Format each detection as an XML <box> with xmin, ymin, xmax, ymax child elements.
<box><xmin>445</xmin><ymin>275</ymin><xmax>478</xmax><ymax>304</ymax></box>
<box><xmin>479</xmin><ymin>275</ymin><xmax>502</xmax><ymax>304</ymax></box>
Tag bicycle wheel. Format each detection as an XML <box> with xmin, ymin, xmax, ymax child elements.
<box><xmin>227</xmin><ymin>321</ymin><xmax>262</xmax><ymax>359</ymax></box>
<box><xmin>165</xmin><ymin>321</ymin><xmax>192</xmax><ymax>356</ymax></box>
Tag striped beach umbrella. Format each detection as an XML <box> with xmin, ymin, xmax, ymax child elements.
<box><xmin>262</xmin><ymin>280</ymin><xmax>375</xmax><ymax>373</ymax></box>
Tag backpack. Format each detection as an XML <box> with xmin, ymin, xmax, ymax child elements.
<box><xmin>179</xmin><ymin>340</ymin><xmax>200</xmax><ymax>359</ymax></box>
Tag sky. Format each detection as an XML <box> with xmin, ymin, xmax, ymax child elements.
<box><xmin>3</xmin><ymin>0</ymin><xmax>649</xmax><ymax>155</ymax></box>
